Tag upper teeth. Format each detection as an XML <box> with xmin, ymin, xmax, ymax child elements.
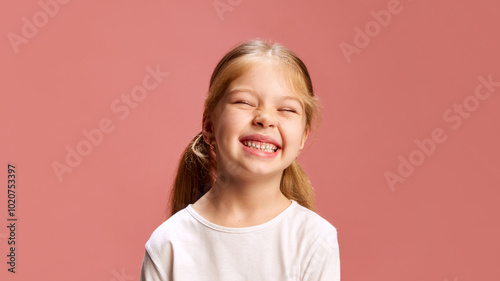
<box><xmin>243</xmin><ymin>141</ymin><xmax>278</xmax><ymax>152</ymax></box>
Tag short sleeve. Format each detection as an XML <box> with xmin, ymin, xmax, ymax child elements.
<box><xmin>140</xmin><ymin>247</ymin><xmax>169</xmax><ymax>281</ymax></box>
<box><xmin>302</xmin><ymin>230</ymin><xmax>341</xmax><ymax>281</ymax></box>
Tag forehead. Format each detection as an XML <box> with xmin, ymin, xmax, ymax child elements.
<box><xmin>225</xmin><ymin>61</ymin><xmax>305</xmax><ymax>102</ymax></box>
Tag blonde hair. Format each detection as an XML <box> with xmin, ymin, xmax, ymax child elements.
<box><xmin>168</xmin><ymin>39</ymin><xmax>322</xmax><ymax>216</ymax></box>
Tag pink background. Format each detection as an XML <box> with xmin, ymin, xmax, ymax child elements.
<box><xmin>1</xmin><ymin>0</ymin><xmax>499</xmax><ymax>280</ymax></box>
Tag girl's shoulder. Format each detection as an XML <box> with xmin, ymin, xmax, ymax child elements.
<box><xmin>287</xmin><ymin>201</ymin><xmax>338</xmax><ymax>238</ymax></box>
<box><xmin>287</xmin><ymin>202</ymin><xmax>340</xmax><ymax>254</ymax></box>
<box><xmin>144</xmin><ymin>208</ymin><xmax>194</xmax><ymax>252</ymax></box>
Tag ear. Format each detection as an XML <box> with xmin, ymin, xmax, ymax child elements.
<box><xmin>202</xmin><ymin>115</ymin><xmax>214</xmax><ymax>145</ymax></box>
<box><xmin>299</xmin><ymin>127</ymin><xmax>310</xmax><ymax>150</ymax></box>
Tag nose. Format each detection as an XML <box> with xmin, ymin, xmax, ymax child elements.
<box><xmin>253</xmin><ymin>109</ymin><xmax>276</xmax><ymax>128</ymax></box>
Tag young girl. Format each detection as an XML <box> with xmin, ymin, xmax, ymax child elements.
<box><xmin>140</xmin><ymin>39</ymin><xmax>340</xmax><ymax>280</ymax></box>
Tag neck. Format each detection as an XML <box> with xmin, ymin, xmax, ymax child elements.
<box><xmin>205</xmin><ymin>169</ymin><xmax>290</xmax><ymax>221</ymax></box>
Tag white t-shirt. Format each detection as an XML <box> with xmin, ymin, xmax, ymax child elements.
<box><xmin>140</xmin><ymin>200</ymin><xmax>340</xmax><ymax>281</ymax></box>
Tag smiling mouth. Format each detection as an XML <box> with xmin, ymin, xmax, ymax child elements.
<box><xmin>241</xmin><ymin>140</ymin><xmax>279</xmax><ymax>153</ymax></box>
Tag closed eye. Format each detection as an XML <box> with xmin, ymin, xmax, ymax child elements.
<box><xmin>235</xmin><ymin>100</ymin><xmax>253</xmax><ymax>106</ymax></box>
<box><xmin>280</xmin><ymin>108</ymin><xmax>297</xmax><ymax>113</ymax></box>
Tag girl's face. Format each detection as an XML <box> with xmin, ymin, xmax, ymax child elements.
<box><xmin>208</xmin><ymin>61</ymin><xmax>309</xmax><ymax>180</ymax></box>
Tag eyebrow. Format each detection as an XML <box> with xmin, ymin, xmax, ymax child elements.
<box><xmin>227</xmin><ymin>88</ymin><xmax>303</xmax><ymax>104</ymax></box>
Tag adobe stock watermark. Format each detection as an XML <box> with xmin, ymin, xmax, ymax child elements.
<box><xmin>213</xmin><ymin>0</ymin><xmax>243</xmax><ymax>21</ymax></box>
<box><xmin>385</xmin><ymin>73</ymin><xmax>500</xmax><ymax>192</ymax></box>
<box><xmin>7</xmin><ymin>0</ymin><xmax>71</xmax><ymax>54</ymax></box>
<box><xmin>110</xmin><ymin>267</ymin><xmax>134</xmax><ymax>281</ymax></box>
<box><xmin>339</xmin><ymin>0</ymin><xmax>409</xmax><ymax>63</ymax></box>
<box><xmin>51</xmin><ymin>64</ymin><xmax>169</xmax><ymax>183</ymax></box>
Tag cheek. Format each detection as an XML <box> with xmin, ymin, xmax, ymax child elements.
<box><xmin>214</xmin><ymin>111</ymin><xmax>242</xmax><ymax>139</ymax></box>
<box><xmin>281</xmin><ymin>121</ymin><xmax>306</xmax><ymax>147</ymax></box>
